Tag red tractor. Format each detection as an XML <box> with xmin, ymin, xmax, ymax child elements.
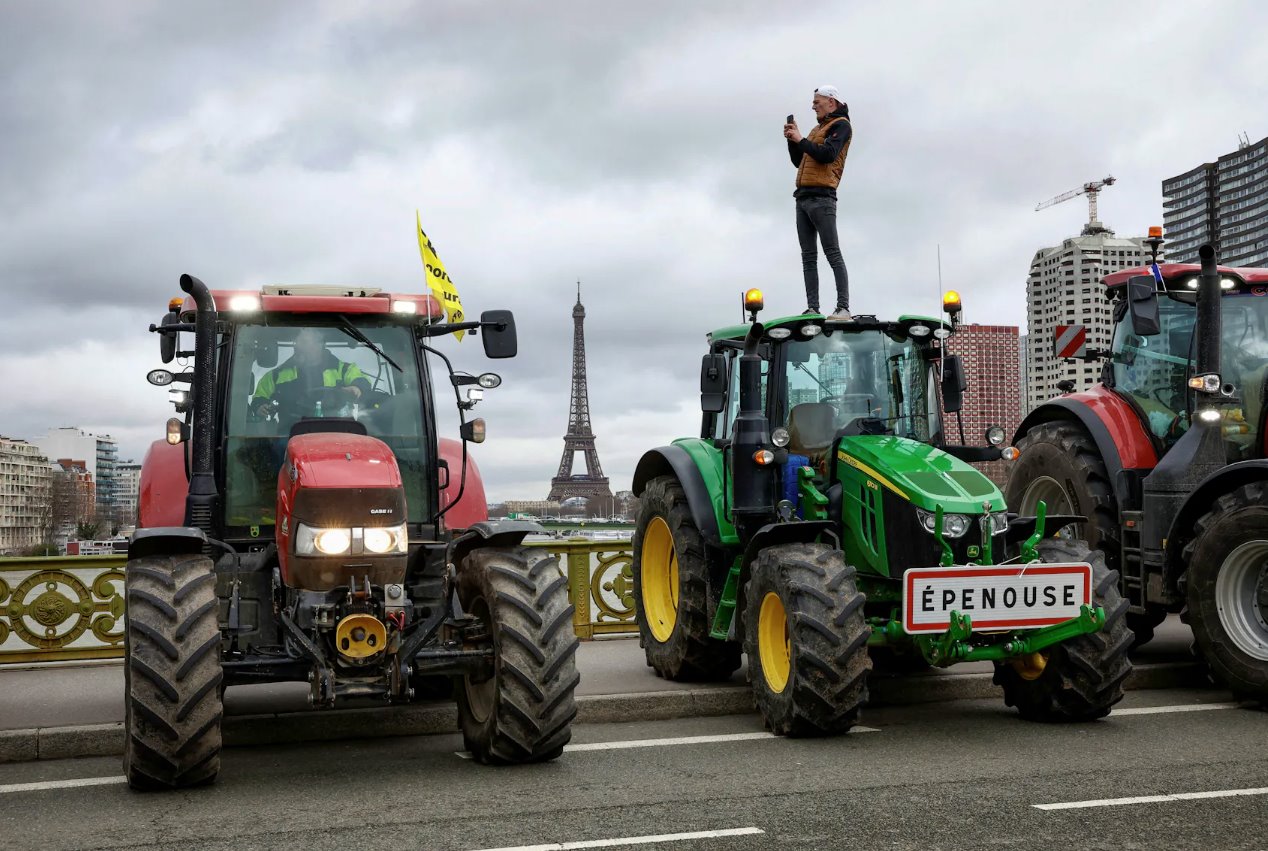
<box><xmin>125</xmin><ymin>275</ymin><xmax>578</xmax><ymax>789</ymax></box>
<box><xmin>1008</xmin><ymin>238</ymin><xmax>1268</xmax><ymax>702</ymax></box>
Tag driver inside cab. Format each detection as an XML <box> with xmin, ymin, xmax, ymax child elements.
<box><xmin>251</xmin><ymin>327</ymin><xmax>371</xmax><ymax>423</ymax></box>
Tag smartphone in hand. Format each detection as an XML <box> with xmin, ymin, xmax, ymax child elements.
<box><xmin>786</xmin><ymin>114</ymin><xmax>794</xmax><ymax>124</ymax></box>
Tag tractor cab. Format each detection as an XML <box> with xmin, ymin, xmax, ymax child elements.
<box><xmin>223</xmin><ymin>316</ymin><xmax>432</xmax><ymax>533</ymax></box>
<box><xmin>1104</xmin><ymin>263</ymin><xmax>1268</xmax><ymax>459</ymax></box>
<box><xmin>706</xmin><ymin>313</ymin><xmax>950</xmax><ymax>466</ymax></box>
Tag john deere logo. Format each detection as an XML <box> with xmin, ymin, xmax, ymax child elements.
<box><xmin>967</xmin><ymin>545</ymin><xmax>980</xmax><ymax>559</ymax></box>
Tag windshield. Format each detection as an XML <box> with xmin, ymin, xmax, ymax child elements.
<box><xmin>223</xmin><ymin>319</ymin><xmax>430</xmax><ymax>530</ymax></box>
<box><xmin>1112</xmin><ymin>293</ymin><xmax>1268</xmax><ymax>455</ymax></box>
<box><xmin>782</xmin><ymin>329</ymin><xmax>939</xmax><ymax>443</ymax></box>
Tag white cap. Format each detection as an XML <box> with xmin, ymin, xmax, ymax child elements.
<box><xmin>814</xmin><ymin>85</ymin><xmax>842</xmax><ymax>103</ymax></box>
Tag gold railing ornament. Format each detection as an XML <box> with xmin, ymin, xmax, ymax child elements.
<box><xmin>525</xmin><ymin>539</ymin><xmax>636</xmax><ymax>640</ymax></box>
<box><xmin>0</xmin><ymin>556</ymin><xmax>127</xmax><ymax>664</ymax></box>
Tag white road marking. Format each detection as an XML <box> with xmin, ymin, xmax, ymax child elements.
<box><xmin>468</xmin><ymin>826</ymin><xmax>765</xmax><ymax>851</ymax></box>
<box><xmin>0</xmin><ymin>776</ymin><xmax>126</xmax><ymax>795</ymax></box>
<box><xmin>456</xmin><ymin>726</ymin><xmax>879</xmax><ymax>758</ymax></box>
<box><xmin>1034</xmin><ymin>787</ymin><xmax>1268</xmax><ymax>810</ymax></box>
<box><xmin>1112</xmin><ymin>702</ymin><xmax>1242</xmax><ymax>716</ymax></box>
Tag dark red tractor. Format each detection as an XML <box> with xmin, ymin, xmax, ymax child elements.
<box><xmin>125</xmin><ymin>275</ymin><xmax>577</xmax><ymax>789</ymax></box>
<box><xmin>1008</xmin><ymin>237</ymin><xmax>1268</xmax><ymax>702</ymax></box>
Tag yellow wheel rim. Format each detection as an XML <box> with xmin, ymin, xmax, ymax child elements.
<box><xmin>641</xmin><ymin>516</ymin><xmax>679</xmax><ymax>643</ymax></box>
<box><xmin>758</xmin><ymin>592</ymin><xmax>791</xmax><ymax>694</ymax></box>
<box><xmin>1011</xmin><ymin>651</ymin><xmax>1049</xmax><ymax>681</ymax></box>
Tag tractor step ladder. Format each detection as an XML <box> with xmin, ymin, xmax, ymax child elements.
<box><xmin>1119</xmin><ymin>510</ymin><xmax>1147</xmax><ymax>607</ymax></box>
<box><xmin>711</xmin><ymin>558</ymin><xmax>743</xmax><ymax>639</ymax></box>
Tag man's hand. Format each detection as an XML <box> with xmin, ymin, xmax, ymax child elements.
<box><xmin>784</xmin><ymin>121</ymin><xmax>802</xmax><ymax>144</ymax></box>
<box><xmin>341</xmin><ymin>385</ymin><xmax>363</xmax><ymax>400</ymax></box>
<box><xmin>253</xmin><ymin>400</ymin><xmax>276</xmax><ymax>419</ymax></box>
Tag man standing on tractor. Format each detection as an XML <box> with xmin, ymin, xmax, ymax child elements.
<box><xmin>252</xmin><ymin>327</ymin><xmax>371</xmax><ymax>422</ymax></box>
<box><xmin>785</xmin><ymin>84</ymin><xmax>853</xmax><ymax>321</ymax></box>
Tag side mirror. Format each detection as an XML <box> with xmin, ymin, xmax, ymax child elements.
<box><xmin>159</xmin><ymin>311</ymin><xmax>179</xmax><ymax>363</ymax></box>
<box><xmin>1127</xmin><ymin>275</ymin><xmax>1161</xmax><ymax>337</ymax></box>
<box><xmin>480</xmin><ymin>310</ymin><xmax>517</xmax><ymax>359</ymax></box>
<box><xmin>700</xmin><ymin>353</ymin><xmax>727</xmax><ymax>413</ymax></box>
<box><xmin>941</xmin><ymin>355</ymin><xmax>966</xmax><ymax>413</ymax></box>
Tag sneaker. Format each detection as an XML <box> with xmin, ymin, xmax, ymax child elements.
<box><xmin>803</xmin><ymin>307</ymin><xmax>820</xmax><ymax>315</ymax></box>
<box><xmin>828</xmin><ymin>308</ymin><xmax>853</xmax><ymax>321</ymax></box>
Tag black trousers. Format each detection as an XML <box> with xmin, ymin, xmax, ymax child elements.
<box><xmin>796</xmin><ymin>194</ymin><xmax>849</xmax><ymax>312</ymax></box>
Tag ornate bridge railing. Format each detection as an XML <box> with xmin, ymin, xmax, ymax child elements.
<box><xmin>0</xmin><ymin>539</ymin><xmax>635</xmax><ymax>664</ymax></box>
<box><xmin>0</xmin><ymin>556</ymin><xmax>127</xmax><ymax>664</ymax></box>
<box><xmin>526</xmin><ymin>539</ymin><xmax>636</xmax><ymax>639</ymax></box>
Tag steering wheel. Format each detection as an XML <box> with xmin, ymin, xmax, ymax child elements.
<box><xmin>256</xmin><ymin>386</ymin><xmax>358</xmax><ymax>422</ymax></box>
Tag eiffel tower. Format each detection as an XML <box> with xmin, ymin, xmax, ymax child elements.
<box><xmin>548</xmin><ymin>283</ymin><xmax>613</xmax><ymax>505</ymax></box>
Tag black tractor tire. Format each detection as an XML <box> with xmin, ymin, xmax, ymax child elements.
<box><xmin>122</xmin><ymin>554</ymin><xmax>224</xmax><ymax>790</ymax></box>
<box><xmin>455</xmin><ymin>546</ymin><xmax>579</xmax><ymax>764</ymax></box>
<box><xmin>742</xmin><ymin>542</ymin><xmax>871</xmax><ymax>736</ymax></box>
<box><xmin>1006</xmin><ymin>421</ymin><xmax>1120</xmax><ymax>566</ymax></box>
<box><xmin>631</xmin><ymin>475</ymin><xmax>741</xmax><ymax>681</ymax></box>
<box><xmin>993</xmin><ymin>538</ymin><xmax>1133</xmax><ymax>721</ymax></box>
<box><xmin>1181</xmin><ymin>483</ymin><xmax>1268</xmax><ymax>702</ymax></box>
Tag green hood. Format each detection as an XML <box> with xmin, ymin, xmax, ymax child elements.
<box><xmin>835</xmin><ymin>435</ymin><xmax>1005</xmax><ymax>514</ymax></box>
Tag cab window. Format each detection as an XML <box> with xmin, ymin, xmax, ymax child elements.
<box><xmin>222</xmin><ymin>320</ymin><xmax>430</xmax><ymax>530</ymax></box>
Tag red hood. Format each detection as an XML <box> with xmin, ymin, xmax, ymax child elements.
<box><xmin>287</xmin><ymin>433</ymin><xmax>402</xmax><ymax>489</ymax></box>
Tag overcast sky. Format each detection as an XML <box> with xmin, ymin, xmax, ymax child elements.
<box><xmin>2</xmin><ymin>0</ymin><xmax>1265</xmax><ymax>500</ymax></box>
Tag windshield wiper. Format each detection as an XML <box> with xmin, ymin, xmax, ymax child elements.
<box><xmin>793</xmin><ymin>361</ymin><xmax>832</xmax><ymax>394</ymax></box>
<box><xmin>335</xmin><ymin>316</ymin><xmax>402</xmax><ymax>372</ymax></box>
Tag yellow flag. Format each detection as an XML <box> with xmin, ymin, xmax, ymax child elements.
<box><xmin>416</xmin><ymin>210</ymin><xmax>465</xmax><ymax>340</ymax></box>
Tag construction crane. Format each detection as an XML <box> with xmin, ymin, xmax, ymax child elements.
<box><xmin>1035</xmin><ymin>175</ymin><xmax>1116</xmax><ymax>235</ymax></box>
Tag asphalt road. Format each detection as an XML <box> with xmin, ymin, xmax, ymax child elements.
<box><xmin>1</xmin><ymin>688</ymin><xmax>1264</xmax><ymax>851</ymax></box>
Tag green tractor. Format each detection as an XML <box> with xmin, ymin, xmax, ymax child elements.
<box><xmin>631</xmin><ymin>289</ymin><xmax>1133</xmax><ymax>734</ymax></box>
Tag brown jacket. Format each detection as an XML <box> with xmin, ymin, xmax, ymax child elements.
<box><xmin>789</xmin><ymin>108</ymin><xmax>852</xmax><ymax>196</ymax></box>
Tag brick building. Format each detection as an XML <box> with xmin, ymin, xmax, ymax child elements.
<box><xmin>944</xmin><ymin>324</ymin><xmax>1021</xmax><ymax>487</ymax></box>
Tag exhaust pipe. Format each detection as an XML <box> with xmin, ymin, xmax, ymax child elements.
<box><xmin>1194</xmin><ymin>245</ymin><xmax>1221</xmax><ymax>380</ymax></box>
<box><xmin>180</xmin><ymin>273</ymin><xmax>219</xmax><ymax>535</ymax></box>
<box><xmin>730</xmin><ymin>322</ymin><xmax>774</xmax><ymax>526</ymax></box>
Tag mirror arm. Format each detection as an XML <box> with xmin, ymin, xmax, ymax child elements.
<box><xmin>150</xmin><ymin>323</ymin><xmax>196</xmax><ymax>334</ymax></box>
<box><xmin>421</xmin><ymin>319</ymin><xmax>502</xmax><ymax>337</ymax></box>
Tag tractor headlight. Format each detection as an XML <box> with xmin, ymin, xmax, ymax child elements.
<box><xmin>296</xmin><ymin>523</ymin><xmax>407</xmax><ymax>556</ymax></box>
<box><xmin>916</xmin><ymin>509</ymin><xmax>971</xmax><ymax>538</ymax></box>
<box><xmin>988</xmin><ymin>513</ymin><xmax>1010</xmax><ymax>535</ymax></box>
<box><xmin>362</xmin><ymin>523</ymin><xmax>408</xmax><ymax>555</ymax></box>
<box><xmin>985</xmin><ymin>425</ymin><xmax>1006</xmax><ymax>446</ymax></box>
<box><xmin>295</xmin><ymin>525</ymin><xmax>352</xmax><ymax>555</ymax></box>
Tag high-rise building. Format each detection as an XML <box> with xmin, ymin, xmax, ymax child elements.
<box><xmin>33</xmin><ymin>427</ymin><xmax>119</xmax><ymax>522</ymax></box>
<box><xmin>0</xmin><ymin>436</ymin><xmax>52</xmax><ymax>554</ymax></box>
<box><xmin>1025</xmin><ymin>232</ymin><xmax>1151</xmax><ymax>412</ymax></box>
<box><xmin>1163</xmin><ymin>134</ymin><xmax>1268</xmax><ymax>267</ymax></box>
<box><xmin>944</xmin><ymin>324</ymin><xmax>1021</xmax><ymax>486</ymax></box>
<box><xmin>114</xmin><ymin>460</ymin><xmax>142</xmax><ymax>528</ymax></box>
